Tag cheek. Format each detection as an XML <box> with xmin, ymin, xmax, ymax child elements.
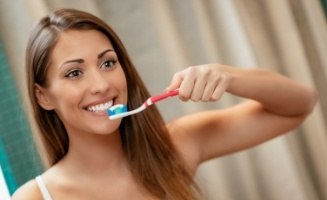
<box><xmin>116</xmin><ymin>68</ymin><xmax>128</xmax><ymax>97</ymax></box>
<box><xmin>50</xmin><ymin>89</ymin><xmax>82</xmax><ymax>124</ymax></box>
<box><xmin>121</xmin><ymin>75</ymin><xmax>128</xmax><ymax>101</ymax></box>
<box><xmin>49</xmin><ymin>83</ymin><xmax>84</xmax><ymax>109</ymax></box>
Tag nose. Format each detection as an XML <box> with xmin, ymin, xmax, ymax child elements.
<box><xmin>89</xmin><ymin>69</ymin><xmax>110</xmax><ymax>95</ymax></box>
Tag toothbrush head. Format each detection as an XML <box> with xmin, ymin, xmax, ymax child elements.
<box><xmin>107</xmin><ymin>104</ymin><xmax>128</xmax><ymax>117</ymax></box>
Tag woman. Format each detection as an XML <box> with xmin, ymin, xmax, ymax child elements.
<box><xmin>12</xmin><ymin>8</ymin><xmax>318</xmax><ymax>200</ymax></box>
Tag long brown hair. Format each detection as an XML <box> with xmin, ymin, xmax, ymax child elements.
<box><xmin>26</xmin><ymin>8</ymin><xmax>199</xmax><ymax>199</ymax></box>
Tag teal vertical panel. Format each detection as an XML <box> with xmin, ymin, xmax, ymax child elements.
<box><xmin>0</xmin><ymin>139</ymin><xmax>17</xmax><ymax>194</ymax></box>
<box><xmin>321</xmin><ymin>0</ymin><xmax>327</xmax><ymax>17</ymax></box>
<box><xmin>0</xmin><ymin>41</ymin><xmax>43</xmax><ymax>194</ymax></box>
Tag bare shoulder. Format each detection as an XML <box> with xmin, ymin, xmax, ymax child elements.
<box><xmin>11</xmin><ymin>179</ymin><xmax>42</xmax><ymax>200</ymax></box>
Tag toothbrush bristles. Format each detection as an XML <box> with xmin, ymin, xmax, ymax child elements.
<box><xmin>109</xmin><ymin>104</ymin><xmax>146</xmax><ymax>120</ymax></box>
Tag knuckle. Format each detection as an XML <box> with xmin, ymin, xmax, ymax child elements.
<box><xmin>172</xmin><ymin>73</ymin><xmax>181</xmax><ymax>81</ymax></box>
<box><xmin>179</xmin><ymin>91</ymin><xmax>190</xmax><ymax>99</ymax></box>
<box><xmin>191</xmin><ymin>95</ymin><xmax>201</xmax><ymax>102</ymax></box>
<box><xmin>211</xmin><ymin>94</ymin><xmax>220</xmax><ymax>101</ymax></box>
<box><xmin>186</xmin><ymin>66</ymin><xmax>197</xmax><ymax>77</ymax></box>
<box><xmin>179</xmin><ymin>96</ymin><xmax>189</xmax><ymax>102</ymax></box>
<box><xmin>201</xmin><ymin>97</ymin><xmax>209</xmax><ymax>102</ymax></box>
<box><xmin>213</xmin><ymin>76</ymin><xmax>221</xmax><ymax>84</ymax></box>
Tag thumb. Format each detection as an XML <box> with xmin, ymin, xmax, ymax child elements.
<box><xmin>165</xmin><ymin>72</ymin><xmax>183</xmax><ymax>92</ymax></box>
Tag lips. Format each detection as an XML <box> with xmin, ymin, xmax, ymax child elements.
<box><xmin>86</xmin><ymin>100</ymin><xmax>114</xmax><ymax>112</ymax></box>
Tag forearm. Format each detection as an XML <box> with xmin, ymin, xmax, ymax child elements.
<box><xmin>223</xmin><ymin>65</ymin><xmax>318</xmax><ymax>116</ymax></box>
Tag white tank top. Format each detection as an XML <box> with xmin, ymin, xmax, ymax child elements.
<box><xmin>35</xmin><ymin>176</ymin><xmax>53</xmax><ymax>200</ymax></box>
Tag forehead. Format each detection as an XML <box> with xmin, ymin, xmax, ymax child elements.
<box><xmin>50</xmin><ymin>29</ymin><xmax>114</xmax><ymax>63</ymax></box>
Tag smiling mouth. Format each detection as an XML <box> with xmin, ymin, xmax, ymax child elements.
<box><xmin>85</xmin><ymin>100</ymin><xmax>114</xmax><ymax>112</ymax></box>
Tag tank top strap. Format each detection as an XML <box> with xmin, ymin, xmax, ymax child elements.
<box><xmin>35</xmin><ymin>175</ymin><xmax>53</xmax><ymax>200</ymax></box>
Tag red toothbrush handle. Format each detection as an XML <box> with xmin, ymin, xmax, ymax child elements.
<box><xmin>150</xmin><ymin>89</ymin><xmax>179</xmax><ymax>103</ymax></box>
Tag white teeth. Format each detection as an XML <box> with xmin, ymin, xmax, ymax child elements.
<box><xmin>86</xmin><ymin>100</ymin><xmax>113</xmax><ymax>112</ymax></box>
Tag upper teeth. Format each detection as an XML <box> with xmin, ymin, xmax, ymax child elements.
<box><xmin>86</xmin><ymin>100</ymin><xmax>113</xmax><ymax>112</ymax></box>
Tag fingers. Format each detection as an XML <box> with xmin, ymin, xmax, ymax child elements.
<box><xmin>191</xmin><ymin>71</ymin><xmax>230</xmax><ymax>102</ymax></box>
<box><xmin>202</xmin><ymin>76</ymin><xmax>219</xmax><ymax>102</ymax></box>
<box><xmin>189</xmin><ymin>69</ymin><xmax>210</xmax><ymax>102</ymax></box>
<box><xmin>179</xmin><ymin>68</ymin><xmax>196</xmax><ymax>101</ymax></box>
<box><xmin>211</xmin><ymin>72</ymin><xmax>230</xmax><ymax>101</ymax></box>
<box><xmin>167</xmin><ymin>65</ymin><xmax>231</xmax><ymax>102</ymax></box>
<box><xmin>165</xmin><ymin>72</ymin><xmax>184</xmax><ymax>93</ymax></box>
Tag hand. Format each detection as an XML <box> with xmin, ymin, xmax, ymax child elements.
<box><xmin>165</xmin><ymin>64</ymin><xmax>231</xmax><ymax>102</ymax></box>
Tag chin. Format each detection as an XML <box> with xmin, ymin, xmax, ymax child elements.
<box><xmin>91</xmin><ymin>120</ymin><xmax>121</xmax><ymax>135</ymax></box>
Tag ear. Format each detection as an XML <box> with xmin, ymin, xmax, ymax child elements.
<box><xmin>34</xmin><ymin>84</ymin><xmax>55</xmax><ymax>110</ymax></box>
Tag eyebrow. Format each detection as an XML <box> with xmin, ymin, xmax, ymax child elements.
<box><xmin>59</xmin><ymin>49</ymin><xmax>114</xmax><ymax>68</ymax></box>
<box><xmin>98</xmin><ymin>49</ymin><xmax>114</xmax><ymax>59</ymax></box>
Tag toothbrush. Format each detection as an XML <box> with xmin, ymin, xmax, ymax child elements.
<box><xmin>107</xmin><ymin>89</ymin><xmax>179</xmax><ymax>120</ymax></box>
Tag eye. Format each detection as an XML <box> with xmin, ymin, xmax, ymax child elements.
<box><xmin>100</xmin><ymin>59</ymin><xmax>117</xmax><ymax>70</ymax></box>
<box><xmin>65</xmin><ymin>69</ymin><xmax>83</xmax><ymax>79</ymax></box>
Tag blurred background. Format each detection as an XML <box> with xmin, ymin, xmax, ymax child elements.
<box><xmin>0</xmin><ymin>0</ymin><xmax>326</xmax><ymax>199</ymax></box>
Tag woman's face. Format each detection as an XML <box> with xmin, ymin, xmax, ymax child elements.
<box><xmin>36</xmin><ymin>29</ymin><xmax>127</xmax><ymax>136</ymax></box>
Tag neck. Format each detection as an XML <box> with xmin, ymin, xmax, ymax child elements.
<box><xmin>60</xmin><ymin>130</ymin><xmax>128</xmax><ymax>178</ymax></box>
